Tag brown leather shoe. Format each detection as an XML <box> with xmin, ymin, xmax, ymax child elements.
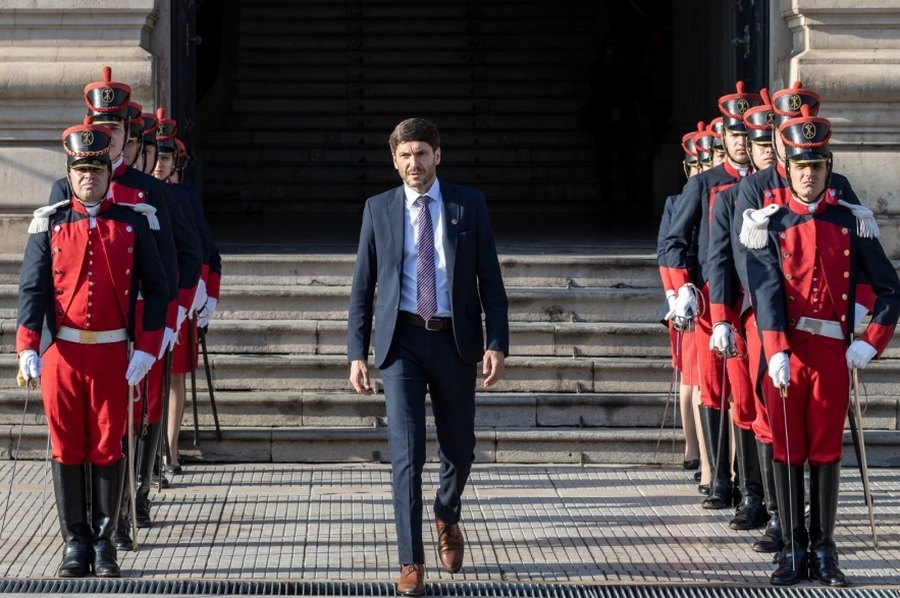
<box><xmin>397</xmin><ymin>564</ymin><xmax>425</xmax><ymax>596</ymax></box>
<box><xmin>436</xmin><ymin>520</ymin><xmax>464</xmax><ymax>573</ymax></box>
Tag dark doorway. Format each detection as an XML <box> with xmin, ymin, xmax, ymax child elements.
<box><xmin>193</xmin><ymin>1</ymin><xmax>746</xmax><ymax>241</ymax></box>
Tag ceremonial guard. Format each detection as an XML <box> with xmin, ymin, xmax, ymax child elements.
<box><xmin>664</xmin><ymin>82</ymin><xmax>760</xmax><ymax>510</ymax></box>
<box><xmin>745</xmin><ymin>108</ymin><xmax>900</xmax><ymax>586</ymax></box>
<box><xmin>16</xmin><ymin>118</ymin><xmax>169</xmax><ymax>577</ymax></box>
<box><xmin>122</xmin><ymin>101</ymin><xmax>144</xmax><ymax>169</ymax></box>
<box><xmin>706</xmin><ymin>90</ymin><xmax>778</xmax><ymax>532</ymax></box>
<box><xmin>46</xmin><ymin>66</ymin><xmax>202</xmax><ymax>549</ymax></box>
<box><xmin>708</xmin><ymin>117</ymin><xmax>727</xmax><ymax>168</ymax></box>
<box><xmin>657</xmin><ymin>129</ymin><xmax>702</xmax><ymax>483</ymax></box>
<box><xmin>140</xmin><ymin>110</ymin><xmax>159</xmax><ymax>176</ymax></box>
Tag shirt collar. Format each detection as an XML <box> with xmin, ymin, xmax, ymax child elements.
<box><xmin>404</xmin><ymin>178</ymin><xmax>441</xmax><ymax>207</ymax></box>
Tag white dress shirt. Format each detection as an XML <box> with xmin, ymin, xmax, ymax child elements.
<box><xmin>399</xmin><ymin>178</ymin><xmax>452</xmax><ymax>317</ymax></box>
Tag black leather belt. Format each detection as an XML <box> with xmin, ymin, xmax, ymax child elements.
<box><xmin>398</xmin><ymin>311</ymin><xmax>452</xmax><ymax>331</ymax></box>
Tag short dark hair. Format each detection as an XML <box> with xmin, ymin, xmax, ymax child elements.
<box><xmin>389</xmin><ymin>118</ymin><xmax>440</xmax><ymax>153</ymax></box>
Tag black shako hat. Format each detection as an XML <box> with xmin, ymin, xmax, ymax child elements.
<box><xmin>772</xmin><ymin>80</ymin><xmax>821</xmax><ymax>129</ymax></box>
<box><xmin>141</xmin><ymin>112</ymin><xmax>159</xmax><ymax>146</ymax></box>
<box><xmin>63</xmin><ymin>116</ymin><xmax>113</xmax><ymax>169</ymax></box>
<box><xmin>126</xmin><ymin>101</ymin><xmax>143</xmax><ymax>139</ymax></box>
<box><xmin>155</xmin><ymin>107</ymin><xmax>178</xmax><ymax>155</ymax></box>
<box><xmin>779</xmin><ymin>105</ymin><xmax>832</xmax><ymax>163</ymax></box>
<box><xmin>743</xmin><ymin>88</ymin><xmax>775</xmax><ymax>144</ymax></box>
<box><xmin>682</xmin><ymin>130</ymin><xmax>698</xmax><ymax>166</ymax></box>
<box><xmin>708</xmin><ymin>118</ymin><xmax>725</xmax><ymax>152</ymax></box>
<box><xmin>693</xmin><ymin>122</ymin><xmax>715</xmax><ymax>166</ymax></box>
<box><xmin>84</xmin><ymin>66</ymin><xmax>131</xmax><ymax>125</ymax></box>
<box><xmin>718</xmin><ymin>81</ymin><xmax>761</xmax><ymax>133</ymax></box>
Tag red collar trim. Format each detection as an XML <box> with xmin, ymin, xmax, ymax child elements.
<box><xmin>113</xmin><ymin>162</ymin><xmax>128</xmax><ymax>179</ymax></box>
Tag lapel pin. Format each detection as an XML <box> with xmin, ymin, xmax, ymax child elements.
<box><xmin>451</xmin><ymin>219</ymin><xmax>458</xmax><ymax>225</ymax></box>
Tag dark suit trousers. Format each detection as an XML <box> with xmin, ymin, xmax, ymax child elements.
<box><xmin>380</xmin><ymin>317</ymin><xmax>477</xmax><ymax>565</ymax></box>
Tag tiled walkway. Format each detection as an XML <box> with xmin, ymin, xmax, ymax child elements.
<box><xmin>0</xmin><ymin>462</ymin><xmax>898</xmax><ymax>587</ymax></box>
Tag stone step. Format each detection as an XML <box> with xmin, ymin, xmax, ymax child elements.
<box><xmin>6</xmin><ymin>424</ymin><xmax>899</xmax><ymax>467</ymax></box>
<box><xmin>153</xmin><ymin>320</ymin><xmax>672</xmax><ymax>358</ymax></box>
<box><xmin>5</xmin><ymin>388</ymin><xmax>896</xmax><ymax>432</ymax></box>
<box><xmin>203</xmin><ymin>286</ymin><xmax>663</xmax><ymax>323</ymax></box>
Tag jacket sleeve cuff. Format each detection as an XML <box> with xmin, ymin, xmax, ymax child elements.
<box><xmin>178</xmin><ymin>287</ymin><xmax>196</xmax><ymax>311</ymax></box>
<box><xmin>658</xmin><ymin>267</ymin><xmax>672</xmax><ymax>293</ymax></box>
<box><xmin>166</xmin><ymin>299</ymin><xmax>178</xmax><ymax>329</ymax></box>
<box><xmin>15</xmin><ymin>325</ymin><xmax>41</xmax><ymax>354</ymax></box>
<box><xmin>201</xmin><ymin>263</ymin><xmax>210</xmax><ymax>283</ymax></box>
<box><xmin>207</xmin><ymin>272</ymin><xmax>221</xmax><ymax>300</ymax></box>
<box><xmin>710</xmin><ymin>303</ymin><xmax>730</xmax><ymax>325</ymax></box>
<box><xmin>666</xmin><ymin>267</ymin><xmax>690</xmax><ymax>291</ymax></box>
<box><xmin>861</xmin><ymin>322</ymin><xmax>895</xmax><ymax>357</ymax></box>
<box><xmin>135</xmin><ymin>328</ymin><xmax>165</xmax><ymax>357</ymax></box>
<box><xmin>762</xmin><ymin>330</ymin><xmax>790</xmax><ymax>360</ymax></box>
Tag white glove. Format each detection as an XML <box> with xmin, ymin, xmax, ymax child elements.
<box><xmin>674</xmin><ymin>285</ymin><xmax>697</xmax><ymax>320</ymax></box>
<box><xmin>159</xmin><ymin>327</ymin><xmax>176</xmax><ymax>359</ymax></box>
<box><xmin>191</xmin><ymin>279</ymin><xmax>208</xmax><ymax>316</ymax></box>
<box><xmin>664</xmin><ymin>290</ymin><xmax>677</xmax><ymax>321</ymax></box>
<box><xmin>767</xmin><ymin>351</ymin><xmax>790</xmax><ymax>389</ymax></box>
<box><xmin>854</xmin><ymin>303</ymin><xmax>869</xmax><ymax>329</ymax></box>
<box><xmin>846</xmin><ymin>340</ymin><xmax>877</xmax><ymax>369</ymax></box>
<box><xmin>198</xmin><ymin>297</ymin><xmax>217</xmax><ymax>328</ymax></box>
<box><xmin>18</xmin><ymin>349</ymin><xmax>43</xmax><ymax>383</ymax></box>
<box><xmin>126</xmin><ymin>350</ymin><xmax>156</xmax><ymax>386</ymax></box>
<box><xmin>711</xmin><ymin>322</ymin><xmax>735</xmax><ymax>354</ymax></box>
<box><xmin>176</xmin><ymin>305</ymin><xmax>188</xmax><ymax>330</ymax></box>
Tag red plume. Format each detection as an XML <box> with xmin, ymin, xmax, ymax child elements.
<box><xmin>157</xmin><ymin>107</ymin><xmax>165</xmax><ymax>120</ymax></box>
<box><xmin>102</xmin><ymin>66</ymin><xmax>112</xmax><ymax>83</ymax></box>
<box><xmin>735</xmin><ymin>81</ymin><xmax>745</xmax><ymax>93</ymax></box>
<box><xmin>792</xmin><ymin>81</ymin><xmax>802</xmax><ymax>89</ymax></box>
<box><xmin>697</xmin><ymin>121</ymin><xmax>705</xmax><ymax>132</ymax></box>
<box><xmin>760</xmin><ymin>88</ymin><xmax>771</xmax><ymax>106</ymax></box>
<box><xmin>800</xmin><ymin>105</ymin><xmax>811</xmax><ymax>117</ymax></box>
<box><xmin>84</xmin><ymin>116</ymin><xmax>93</xmax><ymax>125</ymax></box>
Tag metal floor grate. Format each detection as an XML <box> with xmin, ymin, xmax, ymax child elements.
<box><xmin>0</xmin><ymin>581</ymin><xmax>899</xmax><ymax>597</ymax></box>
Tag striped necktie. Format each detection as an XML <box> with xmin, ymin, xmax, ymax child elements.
<box><xmin>415</xmin><ymin>195</ymin><xmax>437</xmax><ymax>321</ymax></box>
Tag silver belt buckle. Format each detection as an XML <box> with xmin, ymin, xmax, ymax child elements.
<box><xmin>425</xmin><ymin>318</ymin><xmax>442</xmax><ymax>331</ymax></box>
<box><xmin>804</xmin><ymin>319</ymin><xmax>823</xmax><ymax>335</ymax></box>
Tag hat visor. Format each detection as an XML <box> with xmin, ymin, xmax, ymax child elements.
<box><xmin>69</xmin><ymin>157</ymin><xmax>110</xmax><ymax>169</ymax></box>
<box><xmin>787</xmin><ymin>151</ymin><xmax>830</xmax><ymax>163</ymax></box>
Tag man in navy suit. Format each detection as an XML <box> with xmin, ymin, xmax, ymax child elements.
<box><xmin>348</xmin><ymin>118</ymin><xmax>509</xmax><ymax>596</ymax></box>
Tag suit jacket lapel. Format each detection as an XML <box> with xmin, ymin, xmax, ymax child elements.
<box><xmin>442</xmin><ymin>184</ymin><xmax>459</xmax><ymax>293</ymax></box>
<box><xmin>389</xmin><ymin>187</ymin><xmax>405</xmax><ymax>278</ymax></box>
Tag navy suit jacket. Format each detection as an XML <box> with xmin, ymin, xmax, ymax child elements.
<box><xmin>347</xmin><ymin>182</ymin><xmax>509</xmax><ymax>368</ymax></box>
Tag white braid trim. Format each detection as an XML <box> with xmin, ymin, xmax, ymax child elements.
<box><xmin>28</xmin><ymin>200</ymin><xmax>71</xmax><ymax>234</ymax></box>
<box><xmin>126</xmin><ymin>203</ymin><xmax>160</xmax><ymax>230</ymax></box>
<box><xmin>838</xmin><ymin>200</ymin><xmax>879</xmax><ymax>238</ymax></box>
<box><xmin>739</xmin><ymin>204</ymin><xmax>780</xmax><ymax>249</ymax></box>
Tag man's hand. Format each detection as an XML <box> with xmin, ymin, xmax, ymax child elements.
<box><xmin>18</xmin><ymin>349</ymin><xmax>42</xmax><ymax>385</ymax></box>
<box><xmin>767</xmin><ymin>351</ymin><xmax>790</xmax><ymax>389</ymax></box>
<box><xmin>350</xmin><ymin>359</ymin><xmax>373</xmax><ymax>395</ymax></box>
<box><xmin>482</xmin><ymin>350</ymin><xmax>505</xmax><ymax>388</ymax></box>
<box><xmin>846</xmin><ymin>340</ymin><xmax>877</xmax><ymax>369</ymax></box>
<box><xmin>710</xmin><ymin>322</ymin><xmax>735</xmax><ymax>355</ymax></box>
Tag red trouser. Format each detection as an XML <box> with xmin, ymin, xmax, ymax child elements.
<box><xmin>728</xmin><ymin>308</ymin><xmax>756</xmax><ymax>431</ymax></box>
<box><xmin>744</xmin><ymin>311</ymin><xmax>772</xmax><ymax>443</ymax></box>
<box><xmin>762</xmin><ymin>331</ymin><xmax>848</xmax><ymax>466</ymax></box>
<box><xmin>41</xmin><ymin>339</ymin><xmax>128</xmax><ymax>466</ymax></box>
<box><xmin>693</xmin><ymin>284</ymin><xmax>728</xmax><ymax>410</ymax></box>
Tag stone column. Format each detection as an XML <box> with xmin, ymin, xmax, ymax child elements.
<box><xmin>0</xmin><ymin>0</ymin><xmax>164</xmax><ymax>251</ymax></box>
<box><xmin>777</xmin><ymin>0</ymin><xmax>900</xmax><ymax>258</ymax></box>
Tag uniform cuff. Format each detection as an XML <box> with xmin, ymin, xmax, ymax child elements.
<box><xmin>762</xmin><ymin>330</ymin><xmax>790</xmax><ymax>360</ymax></box>
<box><xmin>15</xmin><ymin>325</ymin><xmax>41</xmax><ymax>354</ymax></box>
<box><xmin>861</xmin><ymin>322</ymin><xmax>895</xmax><ymax>357</ymax></box>
<box><xmin>135</xmin><ymin>328</ymin><xmax>165</xmax><ymax>357</ymax></box>
<box><xmin>207</xmin><ymin>272</ymin><xmax>221</xmax><ymax>300</ymax></box>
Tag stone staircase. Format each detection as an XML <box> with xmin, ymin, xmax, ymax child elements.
<box><xmin>2</xmin><ymin>247</ymin><xmax>900</xmax><ymax>466</ymax></box>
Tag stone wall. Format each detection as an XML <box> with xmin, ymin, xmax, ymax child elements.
<box><xmin>776</xmin><ymin>0</ymin><xmax>900</xmax><ymax>258</ymax></box>
<box><xmin>0</xmin><ymin>0</ymin><xmax>166</xmax><ymax>252</ymax></box>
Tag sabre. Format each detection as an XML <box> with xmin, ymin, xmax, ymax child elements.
<box><xmin>779</xmin><ymin>383</ymin><xmax>795</xmax><ymax>572</ymax></box>
<box><xmin>127</xmin><ymin>344</ymin><xmax>139</xmax><ymax>551</ymax></box>
<box><xmin>158</xmin><ymin>349</ymin><xmax>172</xmax><ymax>492</ymax></box>
<box><xmin>709</xmin><ymin>349</ymin><xmax>730</xmax><ymax>494</ymax></box>
<box><xmin>850</xmin><ymin>365</ymin><xmax>878</xmax><ymax>548</ymax></box>
<box><xmin>188</xmin><ymin>319</ymin><xmax>200</xmax><ymax>446</ymax></box>
<box><xmin>41</xmin><ymin>431</ymin><xmax>50</xmax><ymax>538</ymax></box>
<box><xmin>1</xmin><ymin>376</ymin><xmax>36</xmax><ymax>536</ymax></box>
<box><xmin>199</xmin><ymin>326</ymin><xmax>222</xmax><ymax>442</ymax></box>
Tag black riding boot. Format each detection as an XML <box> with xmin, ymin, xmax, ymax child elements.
<box><xmin>135</xmin><ymin>420</ymin><xmax>162</xmax><ymax>528</ymax></box>
<box><xmin>112</xmin><ymin>437</ymin><xmax>133</xmax><ymax>551</ymax></box>
<box><xmin>51</xmin><ymin>461</ymin><xmax>92</xmax><ymax>577</ymax></box>
<box><xmin>91</xmin><ymin>459</ymin><xmax>125</xmax><ymax>577</ymax></box>
<box><xmin>730</xmin><ymin>426</ymin><xmax>768</xmax><ymax>529</ymax></box>
<box><xmin>809</xmin><ymin>462</ymin><xmax>848</xmax><ymax>587</ymax></box>
<box><xmin>699</xmin><ymin>406</ymin><xmax>732</xmax><ymax>509</ymax></box>
<box><xmin>771</xmin><ymin>462</ymin><xmax>808</xmax><ymax>585</ymax></box>
<box><xmin>753</xmin><ymin>441</ymin><xmax>783</xmax><ymax>552</ymax></box>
